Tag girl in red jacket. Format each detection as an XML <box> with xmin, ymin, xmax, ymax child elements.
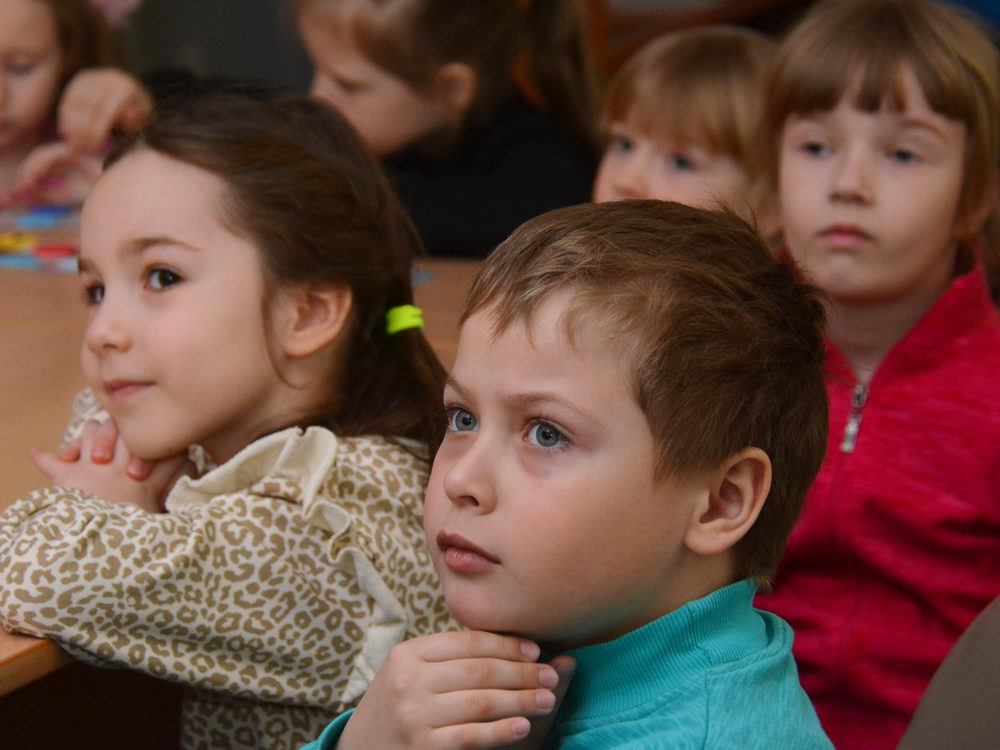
<box><xmin>754</xmin><ymin>1</ymin><xmax>1000</xmax><ymax>748</ymax></box>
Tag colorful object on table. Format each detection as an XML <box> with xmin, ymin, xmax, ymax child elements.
<box><xmin>0</xmin><ymin>232</ymin><xmax>38</xmax><ymax>253</ymax></box>
<box><xmin>13</xmin><ymin>205</ymin><xmax>76</xmax><ymax>231</ymax></box>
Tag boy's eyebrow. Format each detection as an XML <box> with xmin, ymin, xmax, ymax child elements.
<box><xmin>446</xmin><ymin>376</ymin><xmax>599</xmax><ymax>424</ymax></box>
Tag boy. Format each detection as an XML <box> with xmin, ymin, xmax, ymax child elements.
<box><xmin>306</xmin><ymin>200</ymin><xmax>833</xmax><ymax>748</ymax></box>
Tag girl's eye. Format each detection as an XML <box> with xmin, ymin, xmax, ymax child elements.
<box><xmin>669</xmin><ymin>153</ymin><xmax>695</xmax><ymax>171</ymax></box>
<box><xmin>446</xmin><ymin>407</ymin><xmax>478</xmax><ymax>433</ymax></box>
<box><xmin>147</xmin><ymin>267</ymin><xmax>181</xmax><ymax>290</ymax></box>
<box><xmin>803</xmin><ymin>140</ymin><xmax>830</xmax><ymax>157</ymax></box>
<box><xmin>889</xmin><ymin>148</ymin><xmax>918</xmax><ymax>164</ymax></box>
<box><xmin>527</xmin><ymin>421</ymin><xmax>568</xmax><ymax>450</ymax></box>
<box><xmin>82</xmin><ymin>283</ymin><xmax>104</xmax><ymax>305</ymax></box>
<box><xmin>610</xmin><ymin>135</ymin><xmax>633</xmax><ymax>153</ymax></box>
<box><xmin>6</xmin><ymin>60</ymin><xmax>36</xmax><ymax>76</ymax></box>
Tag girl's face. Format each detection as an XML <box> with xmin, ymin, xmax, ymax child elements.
<box><xmin>79</xmin><ymin>148</ymin><xmax>306</xmax><ymax>464</ymax></box>
<box><xmin>593</xmin><ymin>120</ymin><xmax>751</xmax><ymax>214</ymax></box>
<box><xmin>0</xmin><ymin>0</ymin><xmax>63</xmax><ymax>152</ymax></box>
<box><xmin>298</xmin><ymin>4</ymin><xmax>456</xmax><ymax>158</ymax></box>
<box><xmin>779</xmin><ymin>65</ymin><xmax>968</xmax><ymax>308</ymax></box>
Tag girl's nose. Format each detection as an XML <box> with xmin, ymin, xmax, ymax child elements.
<box><xmin>441</xmin><ymin>435</ymin><xmax>497</xmax><ymax>514</ymax></box>
<box><xmin>83</xmin><ymin>298</ymin><xmax>132</xmax><ymax>354</ymax></box>
<box><xmin>611</xmin><ymin>156</ymin><xmax>648</xmax><ymax>200</ymax></box>
<box><xmin>830</xmin><ymin>146</ymin><xmax>874</xmax><ymax>204</ymax></box>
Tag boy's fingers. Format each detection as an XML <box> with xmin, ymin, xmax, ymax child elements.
<box><xmin>415</xmin><ymin>630</ymin><xmax>542</xmax><ymax>663</ymax></box>
<box><xmin>426</xmin><ymin>658</ymin><xmax>559</xmax><ymax>693</ymax></box>
<box><xmin>432</xmin><ymin>717</ymin><xmax>532</xmax><ymax>749</ymax></box>
<box><xmin>504</xmin><ymin>656</ymin><xmax>577</xmax><ymax>750</ymax></box>
<box><xmin>433</xmin><ymin>687</ymin><xmax>557</xmax><ymax>727</ymax></box>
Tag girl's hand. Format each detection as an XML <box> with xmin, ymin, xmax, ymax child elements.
<box><xmin>31</xmin><ymin>420</ymin><xmax>193</xmax><ymax>512</ymax></box>
<box><xmin>337</xmin><ymin>631</ymin><xmax>568</xmax><ymax>750</ymax></box>
<box><xmin>57</xmin><ymin>67</ymin><xmax>153</xmax><ymax>152</ymax></box>
<box><xmin>12</xmin><ymin>141</ymin><xmax>103</xmax><ymax>206</ymax></box>
<box><xmin>57</xmin><ymin>418</ymin><xmax>153</xmax><ymax>480</ymax></box>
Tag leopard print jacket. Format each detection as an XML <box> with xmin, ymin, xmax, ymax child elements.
<box><xmin>0</xmin><ymin>390</ymin><xmax>456</xmax><ymax>749</ymax></box>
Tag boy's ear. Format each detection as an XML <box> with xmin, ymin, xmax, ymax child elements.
<box><xmin>279</xmin><ymin>284</ymin><xmax>353</xmax><ymax>359</ymax></box>
<box><xmin>434</xmin><ymin>62</ymin><xmax>476</xmax><ymax>114</ymax></box>
<box><xmin>685</xmin><ymin>447</ymin><xmax>771</xmax><ymax>557</ymax></box>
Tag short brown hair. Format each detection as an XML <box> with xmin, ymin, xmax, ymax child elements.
<box><xmin>465</xmin><ymin>200</ymin><xmax>828</xmax><ymax>586</ymax></box>
<box><xmin>108</xmin><ymin>87</ymin><xmax>446</xmax><ymax>456</ymax></box>
<box><xmin>603</xmin><ymin>26</ymin><xmax>775</xmax><ymax>168</ymax></box>
<box><xmin>763</xmin><ymin>0</ymin><xmax>1000</xmax><ymax>275</ymax></box>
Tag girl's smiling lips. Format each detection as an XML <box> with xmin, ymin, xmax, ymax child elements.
<box><xmin>103</xmin><ymin>379</ymin><xmax>151</xmax><ymax>402</ymax></box>
<box><xmin>437</xmin><ymin>531</ymin><xmax>500</xmax><ymax>572</ymax></box>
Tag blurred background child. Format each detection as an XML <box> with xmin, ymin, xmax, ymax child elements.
<box><xmin>593</xmin><ymin>25</ymin><xmax>774</xmax><ymax>223</ymax></box>
<box><xmin>753</xmin><ymin>1</ymin><xmax>1000</xmax><ymax>748</ymax></box>
<box><xmin>0</xmin><ymin>88</ymin><xmax>455</xmax><ymax>749</ymax></box>
<box><xmin>294</xmin><ymin>0</ymin><xmax>601</xmax><ymax>258</ymax></box>
<box><xmin>0</xmin><ymin>0</ymin><xmax>127</xmax><ymax>204</ymax></box>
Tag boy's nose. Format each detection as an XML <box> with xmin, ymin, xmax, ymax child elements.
<box><xmin>441</xmin><ymin>437</ymin><xmax>497</xmax><ymax>514</ymax></box>
<box><xmin>830</xmin><ymin>146</ymin><xmax>873</xmax><ymax>204</ymax></box>
<box><xmin>83</xmin><ymin>299</ymin><xmax>132</xmax><ymax>354</ymax></box>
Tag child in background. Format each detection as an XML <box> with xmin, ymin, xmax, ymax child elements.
<box><xmin>0</xmin><ymin>0</ymin><xmax>126</xmax><ymax>204</ymax></box>
<box><xmin>752</xmin><ymin>1</ymin><xmax>1000</xmax><ymax>748</ymax></box>
<box><xmin>305</xmin><ymin>200</ymin><xmax>834</xmax><ymax>749</ymax></box>
<box><xmin>593</xmin><ymin>26</ymin><xmax>774</xmax><ymax>221</ymax></box>
<box><xmin>295</xmin><ymin>0</ymin><xmax>600</xmax><ymax>258</ymax></box>
<box><xmin>0</xmin><ymin>89</ymin><xmax>455</xmax><ymax>750</ymax></box>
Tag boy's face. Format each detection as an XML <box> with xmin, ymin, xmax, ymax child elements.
<box><xmin>594</xmin><ymin>120</ymin><xmax>750</xmax><ymax>213</ymax></box>
<box><xmin>779</xmin><ymin>64</ymin><xmax>967</xmax><ymax>308</ymax></box>
<box><xmin>424</xmin><ymin>292</ymin><xmax>704</xmax><ymax>652</ymax></box>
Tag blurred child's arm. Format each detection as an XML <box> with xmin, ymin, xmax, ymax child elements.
<box><xmin>335</xmin><ymin>631</ymin><xmax>566</xmax><ymax>750</ymax></box>
<box><xmin>12</xmin><ymin>140</ymin><xmax>104</xmax><ymax>206</ymax></box>
<box><xmin>31</xmin><ymin>419</ymin><xmax>192</xmax><ymax>512</ymax></box>
<box><xmin>58</xmin><ymin>67</ymin><xmax>153</xmax><ymax>152</ymax></box>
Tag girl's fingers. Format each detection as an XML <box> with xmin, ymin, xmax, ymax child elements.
<box><xmin>57</xmin><ymin>439</ymin><xmax>82</xmax><ymax>462</ymax></box>
<box><xmin>90</xmin><ymin>419</ymin><xmax>120</xmax><ymax>463</ymax></box>
<box><xmin>30</xmin><ymin>448</ymin><xmax>61</xmax><ymax>480</ymax></box>
<box><xmin>125</xmin><ymin>455</ymin><xmax>154</xmax><ymax>480</ymax></box>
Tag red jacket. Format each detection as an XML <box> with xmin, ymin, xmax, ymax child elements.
<box><xmin>756</xmin><ymin>268</ymin><xmax>1000</xmax><ymax>750</ymax></box>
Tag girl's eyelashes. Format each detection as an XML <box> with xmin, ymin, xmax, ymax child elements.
<box><xmin>802</xmin><ymin>139</ymin><xmax>831</xmax><ymax>157</ymax></box>
<box><xmin>888</xmin><ymin>147</ymin><xmax>919</xmax><ymax>164</ymax></box>
<box><xmin>146</xmin><ymin>266</ymin><xmax>182</xmax><ymax>290</ymax></box>
<box><xmin>668</xmin><ymin>153</ymin><xmax>695</xmax><ymax>171</ymax></box>
<box><xmin>526</xmin><ymin>420</ymin><xmax>569</xmax><ymax>451</ymax></box>
<box><xmin>444</xmin><ymin>406</ymin><xmax>478</xmax><ymax>433</ymax></box>
<box><xmin>82</xmin><ymin>281</ymin><xmax>104</xmax><ymax>305</ymax></box>
<box><xmin>609</xmin><ymin>134</ymin><xmax>634</xmax><ymax>153</ymax></box>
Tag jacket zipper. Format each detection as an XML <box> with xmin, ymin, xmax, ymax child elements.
<box><xmin>839</xmin><ymin>383</ymin><xmax>869</xmax><ymax>453</ymax></box>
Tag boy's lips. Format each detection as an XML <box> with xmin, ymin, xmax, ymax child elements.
<box><xmin>437</xmin><ymin>531</ymin><xmax>500</xmax><ymax>572</ymax></box>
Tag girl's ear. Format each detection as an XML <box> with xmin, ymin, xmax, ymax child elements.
<box><xmin>958</xmin><ymin>171</ymin><xmax>999</xmax><ymax>240</ymax></box>
<box><xmin>684</xmin><ymin>447</ymin><xmax>771</xmax><ymax>557</ymax></box>
<box><xmin>434</xmin><ymin>62</ymin><xmax>477</xmax><ymax>114</ymax></box>
<box><xmin>280</xmin><ymin>284</ymin><xmax>353</xmax><ymax>359</ymax></box>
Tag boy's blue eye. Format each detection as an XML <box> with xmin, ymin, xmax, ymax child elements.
<box><xmin>669</xmin><ymin>153</ymin><xmax>694</xmax><ymax>171</ymax></box>
<box><xmin>527</xmin><ymin>421</ymin><xmax>567</xmax><ymax>450</ymax></box>
<box><xmin>147</xmin><ymin>267</ymin><xmax>181</xmax><ymax>290</ymax></box>
<box><xmin>447</xmin><ymin>407</ymin><xmax>478</xmax><ymax>433</ymax></box>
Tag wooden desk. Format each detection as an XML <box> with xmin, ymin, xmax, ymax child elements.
<box><xmin>0</xmin><ymin>257</ymin><xmax>480</xmax><ymax>699</ymax></box>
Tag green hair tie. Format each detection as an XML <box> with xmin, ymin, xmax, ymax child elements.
<box><xmin>386</xmin><ymin>304</ymin><xmax>424</xmax><ymax>334</ymax></box>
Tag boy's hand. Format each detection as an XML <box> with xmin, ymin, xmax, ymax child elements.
<box><xmin>31</xmin><ymin>419</ymin><xmax>192</xmax><ymax>512</ymax></box>
<box><xmin>506</xmin><ymin>655</ymin><xmax>576</xmax><ymax>750</ymax></box>
<box><xmin>58</xmin><ymin>67</ymin><xmax>153</xmax><ymax>151</ymax></box>
<box><xmin>337</xmin><ymin>631</ymin><xmax>566</xmax><ymax>750</ymax></box>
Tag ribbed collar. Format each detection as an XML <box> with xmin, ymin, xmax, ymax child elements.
<box><xmin>556</xmin><ymin>579</ymin><xmax>763</xmax><ymax>721</ymax></box>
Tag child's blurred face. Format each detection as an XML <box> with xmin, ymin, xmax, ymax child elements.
<box><xmin>594</xmin><ymin>121</ymin><xmax>750</xmax><ymax>212</ymax></box>
<box><xmin>298</xmin><ymin>5</ymin><xmax>455</xmax><ymax>158</ymax></box>
<box><xmin>0</xmin><ymin>0</ymin><xmax>62</xmax><ymax>151</ymax></box>
<box><xmin>424</xmin><ymin>292</ymin><xmax>703</xmax><ymax>652</ymax></box>
<box><xmin>79</xmin><ymin>149</ymin><xmax>301</xmax><ymax>464</ymax></box>
<box><xmin>779</xmin><ymin>65</ymin><xmax>967</xmax><ymax>307</ymax></box>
